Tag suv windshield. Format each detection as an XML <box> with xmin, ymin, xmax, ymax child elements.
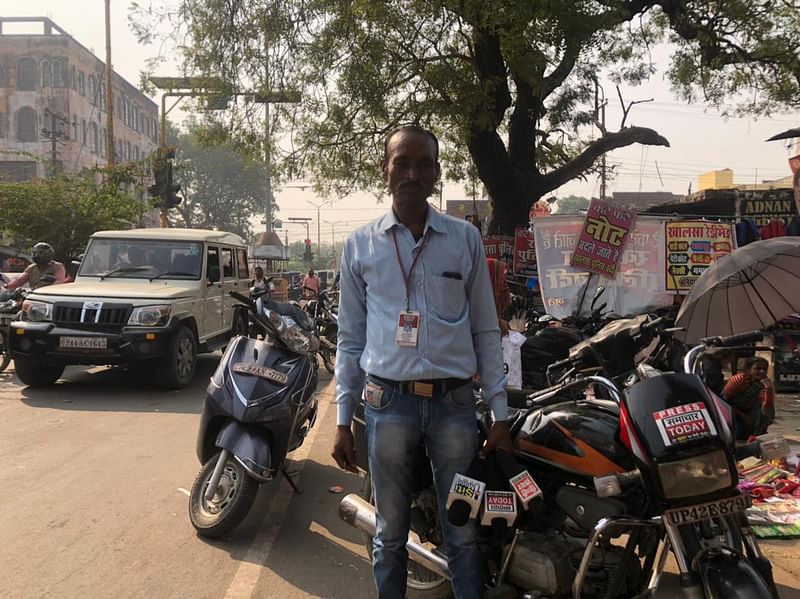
<box><xmin>79</xmin><ymin>239</ymin><xmax>203</xmax><ymax>280</ymax></box>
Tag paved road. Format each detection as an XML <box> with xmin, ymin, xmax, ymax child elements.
<box><xmin>1</xmin><ymin>359</ymin><xmax>798</xmax><ymax>598</ymax></box>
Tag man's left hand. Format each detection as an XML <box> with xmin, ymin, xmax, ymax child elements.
<box><xmin>481</xmin><ymin>421</ymin><xmax>513</xmax><ymax>456</ymax></box>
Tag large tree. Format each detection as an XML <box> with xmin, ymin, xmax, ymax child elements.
<box><xmin>131</xmin><ymin>1</ymin><xmax>800</xmax><ymax>234</ymax></box>
<box><xmin>0</xmin><ymin>165</ymin><xmax>149</xmax><ymax>260</ymax></box>
<box><xmin>166</xmin><ymin>121</ymin><xmax>268</xmax><ymax>240</ymax></box>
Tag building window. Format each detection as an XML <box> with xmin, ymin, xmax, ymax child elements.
<box><xmin>88</xmin><ymin>75</ymin><xmax>97</xmax><ymax>105</ymax></box>
<box><xmin>17</xmin><ymin>107</ymin><xmax>37</xmax><ymax>142</ymax></box>
<box><xmin>134</xmin><ymin>146</ymin><xmax>139</xmax><ymax>160</ymax></box>
<box><xmin>17</xmin><ymin>57</ymin><xmax>37</xmax><ymax>91</ymax></box>
<box><xmin>116</xmin><ymin>94</ymin><xmax>123</xmax><ymax>119</ymax></box>
<box><xmin>126</xmin><ymin>141</ymin><xmax>131</xmax><ymax>161</ymax></box>
<box><xmin>53</xmin><ymin>59</ymin><xmax>64</xmax><ymax>87</ymax></box>
<box><xmin>41</xmin><ymin>60</ymin><xmax>52</xmax><ymax>87</ymax></box>
<box><xmin>70</xmin><ymin>66</ymin><xmax>76</xmax><ymax>90</ymax></box>
<box><xmin>78</xmin><ymin>71</ymin><xmax>85</xmax><ymax>95</ymax></box>
<box><xmin>72</xmin><ymin>114</ymin><xmax>78</xmax><ymax>141</ymax></box>
<box><xmin>82</xmin><ymin>119</ymin><xmax>87</xmax><ymax>145</ymax></box>
<box><xmin>100</xmin><ymin>129</ymin><xmax>107</xmax><ymax>158</ymax></box>
<box><xmin>89</xmin><ymin>122</ymin><xmax>98</xmax><ymax>154</ymax></box>
<box><xmin>99</xmin><ymin>81</ymin><xmax>106</xmax><ymax>111</ymax></box>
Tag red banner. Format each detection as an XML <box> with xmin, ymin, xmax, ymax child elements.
<box><xmin>571</xmin><ymin>198</ymin><xmax>636</xmax><ymax>277</ymax></box>
<box><xmin>512</xmin><ymin>227</ymin><xmax>536</xmax><ymax>276</ymax></box>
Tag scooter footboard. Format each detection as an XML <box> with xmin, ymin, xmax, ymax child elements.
<box><xmin>217</xmin><ymin>421</ymin><xmax>274</xmax><ymax>481</ymax></box>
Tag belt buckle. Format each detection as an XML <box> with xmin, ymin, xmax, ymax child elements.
<box><xmin>411</xmin><ymin>382</ymin><xmax>434</xmax><ymax>398</ymax></box>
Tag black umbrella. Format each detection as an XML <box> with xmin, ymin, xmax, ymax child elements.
<box><xmin>676</xmin><ymin>237</ymin><xmax>800</xmax><ymax>343</ymax></box>
<box><xmin>766</xmin><ymin>127</ymin><xmax>800</xmax><ymax>142</ymax></box>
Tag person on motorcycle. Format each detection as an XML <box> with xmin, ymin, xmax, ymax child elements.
<box><xmin>332</xmin><ymin>124</ymin><xmax>510</xmax><ymax>599</ymax></box>
<box><xmin>302</xmin><ymin>267</ymin><xmax>320</xmax><ymax>299</ymax></box>
<box><xmin>4</xmin><ymin>243</ymin><xmax>66</xmax><ymax>290</ymax></box>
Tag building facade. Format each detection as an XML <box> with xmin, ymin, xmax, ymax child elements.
<box><xmin>0</xmin><ymin>17</ymin><xmax>158</xmax><ymax>181</ymax></box>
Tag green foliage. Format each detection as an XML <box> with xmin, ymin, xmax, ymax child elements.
<box><xmin>0</xmin><ymin>165</ymin><xmax>149</xmax><ymax>260</ymax></box>
<box><xmin>555</xmin><ymin>194</ymin><xmax>590</xmax><ymax>214</ymax></box>
<box><xmin>131</xmin><ymin>1</ymin><xmax>800</xmax><ymax>234</ymax></box>
<box><xmin>165</xmin><ymin>120</ymin><xmax>269</xmax><ymax>240</ymax></box>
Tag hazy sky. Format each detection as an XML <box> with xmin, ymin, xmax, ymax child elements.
<box><xmin>5</xmin><ymin>1</ymin><xmax>799</xmax><ymax>244</ymax></box>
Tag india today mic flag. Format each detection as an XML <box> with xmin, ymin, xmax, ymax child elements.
<box><xmin>480</xmin><ymin>491</ymin><xmax>517</xmax><ymax>527</ymax></box>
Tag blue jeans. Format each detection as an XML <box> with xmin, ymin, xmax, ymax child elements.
<box><xmin>365</xmin><ymin>376</ymin><xmax>482</xmax><ymax>599</ymax></box>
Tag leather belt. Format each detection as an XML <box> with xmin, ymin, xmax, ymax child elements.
<box><xmin>370</xmin><ymin>375</ymin><xmax>471</xmax><ymax>398</ymax></box>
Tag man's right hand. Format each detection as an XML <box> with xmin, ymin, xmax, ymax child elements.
<box><xmin>332</xmin><ymin>425</ymin><xmax>358</xmax><ymax>473</ymax></box>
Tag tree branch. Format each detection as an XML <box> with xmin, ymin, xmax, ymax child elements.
<box><xmin>537</xmin><ymin>126</ymin><xmax>669</xmax><ymax>195</ymax></box>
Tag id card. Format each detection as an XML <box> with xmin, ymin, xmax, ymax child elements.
<box><xmin>396</xmin><ymin>310</ymin><xmax>420</xmax><ymax>347</ymax></box>
<box><xmin>364</xmin><ymin>382</ymin><xmax>385</xmax><ymax>408</ymax></box>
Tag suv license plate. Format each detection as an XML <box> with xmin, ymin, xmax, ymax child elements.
<box><xmin>664</xmin><ymin>494</ymin><xmax>750</xmax><ymax>526</ymax></box>
<box><xmin>232</xmin><ymin>362</ymin><xmax>289</xmax><ymax>385</ymax></box>
<box><xmin>59</xmin><ymin>336</ymin><xmax>107</xmax><ymax>349</ymax></box>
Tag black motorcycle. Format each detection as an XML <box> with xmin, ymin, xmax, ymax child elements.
<box><xmin>339</xmin><ymin>320</ymin><xmax>783</xmax><ymax>598</ymax></box>
<box><xmin>189</xmin><ymin>289</ymin><xmax>320</xmax><ymax>538</ymax></box>
<box><xmin>303</xmin><ymin>289</ymin><xmax>338</xmax><ymax>374</ymax></box>
<box><xmin>0</xmin><ymin>288</ymin><xmax>25</xmax><ymax>373</ymax></box>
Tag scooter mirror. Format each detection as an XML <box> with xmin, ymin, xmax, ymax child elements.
<box><xmin>591</xmin><ymin>286</ymin><xmax>606</xmax><ymax>310</ymax></box>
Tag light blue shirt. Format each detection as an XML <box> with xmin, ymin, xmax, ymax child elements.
<box><xmin>335</xmin><ymin>205</ymin><xmax>508</xmax><ymax>426</ymax></box>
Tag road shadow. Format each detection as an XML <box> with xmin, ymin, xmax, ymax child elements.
<box><xmin>14</xmin><ymin>353</ymin><xmax>220</xmax><ymax>414</ymax></box>
<box><xmin>192</xmin><ymin>456</ymin><xmax>375</xmax><ymax>598</ymax></box>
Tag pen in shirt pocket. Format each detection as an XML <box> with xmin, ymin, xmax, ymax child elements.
<box><xmin>441</xmin><ymin>271</ymin><xmax>463</xmax><ymax>280</ymax></box>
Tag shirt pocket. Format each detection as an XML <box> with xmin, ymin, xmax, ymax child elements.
<box><xmin>428</xmin><ymin>273</ymin><xmax>467</xmax><ymax>321</ymax></box>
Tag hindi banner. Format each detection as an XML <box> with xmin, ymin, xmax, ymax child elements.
<box><xmin>513</xmin><ymin>227</ymin><xmax>537</xmax><ymax>276</ymax></box>
<box><xmin>483</xmin><ymin>235</ymin><xmax>514</xmax><ymax>271</ymax></box>
<box><xmin>570</xmin><ymin>198</ymin><xmax>636</xmax><ymax>277</ymax></box>
<box><xmin>665</xmin><ymin>221</ymin><xmax>736</xmax><ymax>292</ymax></box>
<box><xmin>536</xmin><ymin>215</ymin><xmax>672</xmax><ymax>320</ymax></box>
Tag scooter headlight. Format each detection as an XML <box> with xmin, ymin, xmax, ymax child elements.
<box><xmin>281</xmin><ymin>324</ymin><xmax>320</xmax><ymax>353</ymax></box>
<box><xmin>263</xmin><ymin>308</ymin><xmax>286</xmax><ymax>333</ymax></box>
<box><xmin>657</xmin><ymin>450</ymin><xmax>732</xmax><ymax>499</ymax></box>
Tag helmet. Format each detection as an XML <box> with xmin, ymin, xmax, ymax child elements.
<box><xmin>32</xmin><ymin>242</ymin><xmax>55</xmax><ymax>266</ymax></box>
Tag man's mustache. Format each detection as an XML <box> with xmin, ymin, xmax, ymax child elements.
<box><xmin>398</xmin><ymin>182</ymin><xmax>424</xmax><ymax>193</ymax></box>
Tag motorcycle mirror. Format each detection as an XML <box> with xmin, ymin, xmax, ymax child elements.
<box><xmin>590</xmin><ymin>286</ymin><xmax>606</xmax><ymax>310</ymax></box>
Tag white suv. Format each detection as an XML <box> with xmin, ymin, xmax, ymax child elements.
<box><xmin>10</xmin><ymin>228</ymin><xmax>252</xmax><ymax>388</ymax></box>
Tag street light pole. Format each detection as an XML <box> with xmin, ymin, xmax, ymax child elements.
<box><xmin>307</xmin><ymin>199</ymin><xmax>330</xmax><ymax>258</ymax></box>
<box><xmin>323</xmin><ymin>220</ymin><xmax>342</xmax><ymax>269</ymax></box>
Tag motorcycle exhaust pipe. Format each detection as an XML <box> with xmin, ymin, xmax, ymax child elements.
<box><xmin>339</xmin><ymin>493</ymin><xmax>451</xmax><ymax>581</ymax></box>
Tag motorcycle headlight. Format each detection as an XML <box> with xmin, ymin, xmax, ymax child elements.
<box><xmin>281</xmin><ymin>324</ymin><xmax>319</xmax><ymax>353</ymax></box>
<box><xmin>263</xmin><ymin>308</ymin><xmax>286</xmax><ymax>333</ymax></box>
<box><xmin>128</xmin><ymin>305</ymin><xmax>171</xmax><ymax>326</ymax></box>
<box><xmin>22</xmin><ymin>300</ymin><xmax>52</xmax><ymax>322</ymax></box>
<box><xmin>658</xmin><ymin>450</ymin><xmax>733</xmax><ymax>499</ymax></box>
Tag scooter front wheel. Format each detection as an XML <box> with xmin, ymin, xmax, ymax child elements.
<box><xmin>189</xmin><ymin>453</ymin><xmax>259</xmax><ymax>538</ymax></box>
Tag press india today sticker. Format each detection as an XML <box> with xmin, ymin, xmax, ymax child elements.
<box><xmin>652</xmin><ymin>402</ymin><xmax>717</xmax><ymax>446</ymax></box>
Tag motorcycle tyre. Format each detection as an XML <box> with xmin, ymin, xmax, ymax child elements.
<box><xmin>0</xmin><ymin>329</ymin><xmax>11</xmax><ymax>373</ymax></box>
<box><xmin>189</xmin><ymin>453</ymin><xmax>259</xmax><ymax>538</ymax></box>
<box><xmin>360</xmin><ymin>474</ymin><xmax>453</xmax><ymax>599</ymax></box>
<box><xmin>321</xmin><ymin>347</ymin><xmax>336</xmax><ymax>374</ymax></box>
<box><xmin>14</xmin><ymin>358</ymin><xmax>64</xmax><ymax>387</ymax></box>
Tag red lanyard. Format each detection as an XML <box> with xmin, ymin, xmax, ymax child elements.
<box><xmin>392</xmin><ymin>228</ymin><xmax>429</xmax><ymax>311</ymax></box>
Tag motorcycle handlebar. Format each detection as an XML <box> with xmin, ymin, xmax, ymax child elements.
<box><xmin>702</xmin><ymin>330</ymin><xmax>764</xmax><ymax>347</ymax></box>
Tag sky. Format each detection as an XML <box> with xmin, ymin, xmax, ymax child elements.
<box><xmin>5</xmin><ymin>1</ymin><xmax>799</xmax><ymax>245</ymax></box>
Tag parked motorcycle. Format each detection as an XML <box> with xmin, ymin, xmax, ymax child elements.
<box><xmin>0</xmin><ymin>288</ymin><xmax>25</xmax><ymax>373</ymax></box>
<box><xmin>304</xmin><ymin>289</ymin><xmax>338</xmax><ymax>374</ymax></box>
<box><xmin>339</xmin><ymin>320</ymin><xmax>782</xmax><ymax>598</ymax></box>
<box><xmin>189</xmin><ymin>289</ymin><xmax>320</xmax><ymax>538</ymax></box>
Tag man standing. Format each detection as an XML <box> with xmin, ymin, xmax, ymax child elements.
<box><xmin>332</xmin><ymin>124</ymin><xmax>510</xmax><ymax>599</ymax></box>
<box><xmin>5</xmin><ymin>242</ymin><xmax>66</xmax><ymax>290</ymax></box>
<box><xmin>250</xmin><ymin>266</ymin><xmax>269</xmax><ymax>291</ymax></box>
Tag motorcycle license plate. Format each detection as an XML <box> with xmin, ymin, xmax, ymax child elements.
<box><xmin>663</xmin><ymin>494</ymin><xmax>750</xmax><ymax>526</ymax></box>
<box><xmin>59</xmin><ymin>336</ymin><xmax>107</xmax><ymax>349</ymax></box>
<box><xmin>232</xmin><ymin>362</ymin><xmax>288</xmax><ymax>385</ymax></box>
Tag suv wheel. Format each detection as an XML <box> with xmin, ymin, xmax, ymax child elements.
<box><xmin>15</xmin><ymin>359</ymin><xmax>65</xmax><ymax>387</ymax></box>
<box><xmin>159</xmin><ymin>326</ymin><xmax>197</xmax><ymax>389</ymax></box>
